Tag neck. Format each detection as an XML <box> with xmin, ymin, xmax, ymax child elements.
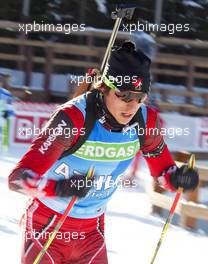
<box><xmin>96</xmin><ymin>93</ymin><xmax>126</xmax><ymax>132</ymax></box>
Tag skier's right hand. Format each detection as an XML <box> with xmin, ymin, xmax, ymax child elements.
<box><xmin>54</xmin><ymin>172</ymin><xmax>94</xmax><ymax>198</ymax></box>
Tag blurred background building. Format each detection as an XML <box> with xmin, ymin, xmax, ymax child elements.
<box><xmin>0</xmin><ymin>0</ymin><xmax>207</xmax><ymax>105</ymax></box>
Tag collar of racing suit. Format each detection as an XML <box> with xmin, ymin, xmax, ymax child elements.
<box><xmin>96</xmin><ymin>92</ymin><xmax>129</xmax><ymax>132</ymax></box>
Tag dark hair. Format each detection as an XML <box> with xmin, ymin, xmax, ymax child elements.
<box><xmin>72</xmin><ymin>79</ymin><xmax>92</xmax><ymax>98</ymax></box>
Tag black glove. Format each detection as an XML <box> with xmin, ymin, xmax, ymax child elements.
<box><xmin>169</xmin><ymin>165</ymin><xmax>199</xmax><ymax>191</ymax></box>
<box><xmin>54</xmin><ymin>172</ymin><xmax>94</xmax><ymax>198</ymax></box>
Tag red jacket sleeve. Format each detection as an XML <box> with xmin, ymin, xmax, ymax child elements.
<box><xmin>8</xmin><ymin>104</ymin><xmax>84</xmax><ymax>196</ymax></box>
<box><xmin>141</xmin><ymin>106</ymin><xmax>176</xmax><ymax>190</ymax></box>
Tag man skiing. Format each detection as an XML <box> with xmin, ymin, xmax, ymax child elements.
<box><xmin>0</xmin><ymin>74</ymin><xmax>14</xmax><ymax>151</ymax></box>
<box><xmin>8</xmin><ymin>41</ymin><xmax>199</xmax><ymax>264</ymax></box>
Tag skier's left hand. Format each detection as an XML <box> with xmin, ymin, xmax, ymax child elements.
<box><xmin>169</xmin><ymin>165</ymin><xmax>199</xmax><ymax>191</ymax></box>
<box><xmin>54</xmin><ymin>172</ymin><xmax>95</xmax><ymax>198</ymax></box>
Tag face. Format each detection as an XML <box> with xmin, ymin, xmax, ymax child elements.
<box><xmin>104</xmin><ymin>89</ymin><xmax>146</xmax><ymax>125</ymax></box>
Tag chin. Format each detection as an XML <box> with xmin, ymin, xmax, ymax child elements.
<box><xmin>117</xmin><ymin>117</ymin><xmax>131</xmax><ymax>125</ymax></box>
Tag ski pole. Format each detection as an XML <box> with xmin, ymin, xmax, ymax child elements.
<box><xmin>33</xmin><ymin>166</ymin><xmax>95</xmax><ymax>264</ymax></box>
<box><xmin>100</xmin><ymin>4</ymin><xmax>137</xmax><ymax>75</ymax></box>
<box><xmin>150</xmin><ymin>154</ymin><xmax>195</xmax><ymax>264</ymax></box>
<box><xmin>76</xmin><ymin>4</ymin><xmax>137</xmax><ymax>94</ymax></box>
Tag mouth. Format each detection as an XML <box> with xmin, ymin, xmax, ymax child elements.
<box><xmin>121</xmin><ymin>112</ymin><xmax>134</xmax><ymax>118</ymax></box>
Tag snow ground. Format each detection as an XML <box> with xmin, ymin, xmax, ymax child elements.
<box><xmin>0</xmin><ymin>147</ymin><xmax>208</xmax><ymax>264</ymax></box>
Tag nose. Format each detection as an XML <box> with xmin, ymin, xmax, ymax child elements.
<box><xmin>124</xmin><ymin>98</ymin><xmax>140</xmax><ymax>111</ymax></box>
